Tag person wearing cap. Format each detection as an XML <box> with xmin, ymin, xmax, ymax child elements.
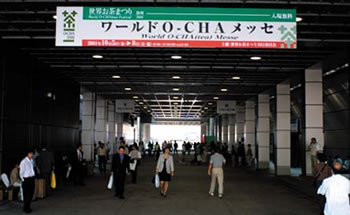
<box><xmin>19</xmin><ymin>148</ymin><xmax>36</xmax><ymax>213</ymax></box>
<box><xmin>317</xmin><ymin>159</ymin><xmax>350</xmax><ymax>215</ymax></box>
<box><xmin>208</xmin><ymin>146</ymin><xmax>226</xmax><ymax>198</ymax></box>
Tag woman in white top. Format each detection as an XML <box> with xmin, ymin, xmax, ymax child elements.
<box><xmin>156</xmin><ymin>147</ymin><xmax>174</xmax><ymax>197</ymax></box>
<box><xmin>129</xmin><ymin>145</ymin><xmax>141</xmax><ymax>184</ymax></box>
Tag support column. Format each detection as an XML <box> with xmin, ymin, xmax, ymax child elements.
<box><xmin>276</xmin><ymin>82</ymin><xmax>291</xmax><ymax>175</ymax></box>
<box><xmin>245</xmin><ymin>100</ymin><xmax>256</xmax><ymax>158</ymax></box>
<box><xmin>236</xmin><ymin>104</ymin><xmax>245</xmax><ymax>143</ymax></box>
<box><xmin>228</xmin><ymin>114</ymin><xmax>236</xmax><ymax>152</ymax></box>
<box><xmin>222</xmin><ymin>115</ymin><xmax>228</xmax><ymax>144</ymax></box>
<box><xmin>305</xmin><ymin>63</ymin><xmax>324</xmax><ymax>175</ymax></box>
<box><xmin>218</xmin><ymin>116</ymin><xmax>223</xmax><ymax>142</ymax></box>
<box><xmin>81</xmin><ymin>89</ymin><xmax>95</xmax><ymax>161</ymax></box>
<box><xmin>209</xmin><ymin>117</ymin><xmax>215</xmax><ymax>137</ymax></box>
<box><xmin>95</xmin><ymin>96</ymin><xmax>107</xmax><ymax>144</ymax></box>
<box><xmin>115</xmin><ymin>112</ymin><xmax>124</xmax><ymax>151</ymax></box>
<box><xmin>107</xmin><ymin>101</ymin><xmax>115</xmax><ymax>156</ymax></box>
<box><xmin>143</xmin><ymin>123</ymin><xmax>151</xmax><ymax>143</ymax></box>
<box><xmin>137</xmin><ymin>116</ymin><xmax>141</xmax><ymax>143</ymax></box>
<box><xmin>257</xmin><ymin>94</ymin><xmax>270</xmax><ymax>169</ymax></box>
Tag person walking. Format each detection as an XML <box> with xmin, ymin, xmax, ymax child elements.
<box><xmin>97</xmin><ymin>142</ymin><xmax>107</xmax><ymax>174</ymax></box>
<box><xmin>156</xmin><ymin>147</ymin><xmax>174</xmax><ymax>197</ymax></box>
<box><xmin>317</xmin><ymin>159</ymin><xmax>350</xmax><ymax>215</ymax></box>
<box><xmin>19</xmin><ymin>148</ymin><xmax>36</xmax><ymax>213</ymax></box>
<box><xmin>37</xmin><ymin>144</ymin><xmax>55</xmax><ymax>195</ymax></box>
<box><xmin>129</xmin><ymin>145</ymin><xmax>142</xmax><ymax>184</ymax></box>
<box><xmin>208</xmin><ymin>147</ymin><xmax>226</xmax><ymax>199</ymax></box>
<box><xmin>308</xmin><ymin>137</ymin><xmax>322</xmax><ymax>173</ymax></box>
<box><xmin>174</xmin><ymin>141</ymin><xmax>178</xmax><ymax>155</ymax></box>
<box><xmin>111</xmin><ymin>146</ymin><xmax>130</xmax><ymax>199</ymax></box>
<box><xmin>71</xmin><ymin>144</ymin><xmax>85</xmax><ymax>186</ymax></box>
<box><xmin>313</xmin><ymin>153</ymin><xmax>333</xmax><ymax>215</ymax></box>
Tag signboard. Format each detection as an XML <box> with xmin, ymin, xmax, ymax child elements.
<box><xmin>217</xmin><ymin>101</ymin><xmax>236</xmax><ymax>114</ymax></box>
<box><xmin>115</xmin><ymin>100</ymin><xmax>135</xmax><ymax>113</ymax></box>
<box><xmin>56</xmin><ymin>7</ymin><xmax>297</xmax><ymax>49</ymax></box>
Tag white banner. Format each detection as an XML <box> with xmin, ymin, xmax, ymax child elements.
<box><xmin>115</xmin><ymin>100</ymin><xmax>135</xmax><ymax>113</ymax></box>
<box><xmin>55</xmin><ymin>7</ymin><xmax>297</xmax><ymax>49</ymax></box>
<box><xmin>217</xmin><ymin>101</ymin><xmax>236</xmax><ymax>114</ymax></box>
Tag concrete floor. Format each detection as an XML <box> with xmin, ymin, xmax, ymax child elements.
<box><xmin>0</xmin><ymin>156</ymin><xmax>319</xmax><ymax>215</ymax></box>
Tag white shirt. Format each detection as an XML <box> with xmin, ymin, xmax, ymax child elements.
<box><xmin>77</xmin><ymin>150</ymin><xmax>82</xmax><ymax>162</ymax></box>
<box><xmin>19</xmin><ymin>157</ymin><xmax>35</xmax><ymax>181</ymax></box>
<box><xmin>317</xmin><ymin>174</ymin><xmax>350</xmax><ymax>215</ymax></box>
<box><xmin>310</xmin><ymin>142</ymin><xmax>321</xmax><ymax>156</ymax></box>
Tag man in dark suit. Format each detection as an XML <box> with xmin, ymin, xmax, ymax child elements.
<box><xmin>71</xmin><ymin>144</ymin><xmax>85</xmax><ymax>186</ymax></box>
<box><xmin>111</xmin><ymin>146</ymin><xmax>130</xmax><ymax>199</ymax></box>
<box><xmin>37</xmin><ymin>144</ymin><xmax>55</xmax><ymax>194</ymax></box>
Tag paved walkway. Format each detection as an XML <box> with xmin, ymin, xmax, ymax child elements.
<box><xmin>0</xmin><ymin>156</ymin><xmax>319</xmax><ymax>215</ymax></box>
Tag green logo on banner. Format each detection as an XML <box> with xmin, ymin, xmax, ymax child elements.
<box><xmin>63</xmin><ymin>10</ymin><xmax>77</xmax><ymax>42</ymax></box>
<box><xmin>278</xmin><ymin>25</ymin><xmax>297</xmax><ymax>48</ymax></box>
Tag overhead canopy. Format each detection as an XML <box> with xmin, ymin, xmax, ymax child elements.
<box><xmin>0</xmin><ymin>0</ymin><xmax>349</xmax><ymax>120</ymax></box>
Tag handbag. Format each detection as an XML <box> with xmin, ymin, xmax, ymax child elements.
<box><xmin>107</xmin><ymin>175</ymin><xmax>113</xmax><ymax>190</ymax></box>
<box><xmin>130</xmin><ymin>160</ymin><xmax>137</xmax><ymax>171</ymax></box>
<box><xmin>51</xmin><ymin>171</ymin><xmax>56</xmax><ymax>189</ymax></box>
<box><xmin>313</xmin><ymin>164</ymin><xmax>327</xmax><ymax>187</ymax></box>
<box><xmin>155</xmin><ymin>174</ymin><xmax>160</xmax><ymax>188</ymax></box>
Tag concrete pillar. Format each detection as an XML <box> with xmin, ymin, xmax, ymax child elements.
<box><xmin>228</xmin><ymin>114</ymin><xmax>236</xmax><ymax>152</ymax></box>
<box><xmin>245</xmin><ymin>101</ymin><xmax>256</xmax><ymax>158</ymax></box>
<box><xmin>305</xmin><ymin>63</ymin><xmax>324</xmax><ymax>175</ymax></box>
<box><xmin>257</xmin><ymin>94</ymin><xmax>270</xmax><ymax>169</ymax></box>
<box><xmin>222</xmin><ymin>115</ymin><xmax>228</xmax><ymax>144</ymax></box>
<box><xmin>143</xmin><ymin>123</ymin><xmax>151</xmax><ymax>143</ymax></box>
<box><xmin>218</xmin><ymin>116</ymin><xmax>222</xmax><ymax>142</ymax></box>
<box><xmin>107</xmin><ymin>101</ymin><xmax>115</xmax><ymax>155</ymax></box>
<box><xmin>95</xmin><ymin>96</ymin><xmax>107</xmax><ymax>144</ymax></box>
<box><xmin>81</xmin><ymin>89</ymin><xmax>95</xmax><ymax>161</ymax></box>
<box><xmin>209</xmin><ymin>117</ymin><xmax>215</xmax><ymax>137</ymax></box>
<box><xmin>137</xmin><ymin>116</ymin><xmax>141</xmax><ymax>143</ymax></box>
<box><xmin>236</xmin><ymin>104</ymin><xmax>245</xmax><ymax>143</ymax></box>
<box><xmin>276</xmin><ymin>82</ymin><xmax>291</xmax><ymax>175</ymax></box>
<box><xmin>116</xmin><ymin>112</ymin><xmax>124</xmax><ymax>151</ymax></box>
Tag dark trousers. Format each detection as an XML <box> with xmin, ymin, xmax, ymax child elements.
<box><xmin>131</xmin><ymin>168</ymin><xmax>137</xmax><ymax>184</ymax></box>
<box><xmin>98</xmin><ymin>156</ymin><xmax>107</xmax><ymax>173</ymax></box>
<box><xmin>42</xmin><ymin>172</ymin><xmax>51</xmax><ymax>195</ymax></box>
<box><xmin>114</xmin><ymin>173</ymin><xmax>126</xmax><ymax>196</ymax></box>
<box><xmin>23</xmin><ymin>177</ymin><xmax>35</xmax><ymax>212</ymax></box>
<box><xmin>73</xmin><ymin>164</ymin><xmax>84</xmax><ymax>185</ymax></box>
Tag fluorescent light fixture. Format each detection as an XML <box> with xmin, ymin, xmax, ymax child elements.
<box><xmin>147</xmin><ymin>110</ymin><xmax>151</xmax><ymax>112</ymax></box>
<box><xmin>221</xmin><ymin>88</ymin><xmax>228</xmax><ymax>92</ymax></box>
<box><xmin>172</xmin><ymin>76</ymin><xmax>181</xmax><ymax>79</ymax></box>
<box><xmin>92</xmin><ymin>55</ymin><xmax>103</xmax><ymax>59</ymax></box>
<box><xmin>173</xmin><ymin>96</ymin><xmax>179</xmax><ymax>99</ymax></box>
<box><xmin>53</xmin><ymin>15</ymin><xmax>57</xmax><ymax>19</ymax></box>
<box><xmin>250</xmin><ymin>56</ymin><xmax>261</xmax><ymax>61</ymax></box>
<box><xmin>296</xmin><ymin>17</ymin><xmax>303</xmax><ymax>22</ymax></box>
<box><xmin>172</xmin><ymin>88</ymin><xmax>180</xmax><ymax>91</ymax></box>
<box><xmin>143</xmin><ymin>106</ymin><xmax>147</xmax><ymax>109</ymax></box>
<box><xmin>208</xmin><ymin>102</ymin><xmax>213</xmax><ymax>105</ymax></box>
<box><xmin>173</xmin><ymin>102</ymin><xmax>179</xmax><ymax>105</ymax></box>
<box><xmin>204</xmin><ymin>107</ymin><xmax>208</xmax><ymax>110</ymax></box>
<box><xmin>213</xmin><ymin>96</ymin><xmax>219</xmax><ymax>100</ymax></box>
<box><xmin>124</xmin><ymin>87</ymin><xmax>132</xmax><ymax>91</ymax></box>
<box><xmin>171</xmin><ymin>55</ymin><xmax>182</xmax><ymax>60</ymax></box>
<box><xmin>133</xmin><ymin>96</ymin><xmax>139</xmax><ymax>99</ymax></box>
<box><xmin>112</xmin><ymin>75</ymin><xmax>120</xmax><ymax>79</ymax></box>
<box><xmin>232</xmin><ymin>76</ymin><xmax>240</xmax><ymax>80</ymax></box>
<box><xmin>139</xmin><ymin>102</ymin><xmax>144</xmax><ymax>104</ymax></box>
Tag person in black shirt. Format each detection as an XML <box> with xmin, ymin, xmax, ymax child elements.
<box><xmin>111</xmin><ymin>146</ymin><xmax>130</xmax><ymax>199</ymax></box>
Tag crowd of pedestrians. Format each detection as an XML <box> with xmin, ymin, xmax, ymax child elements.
<box><xmin>2</xmin><ymin>137</ymin><xmax>349</xmax><ymax>215</ymax></box>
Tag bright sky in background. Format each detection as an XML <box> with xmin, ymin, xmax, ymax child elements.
<box><xmin>151</xmin><ymin>125</ymin><xmax>200</xmax><ymax>143</ymax></box>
